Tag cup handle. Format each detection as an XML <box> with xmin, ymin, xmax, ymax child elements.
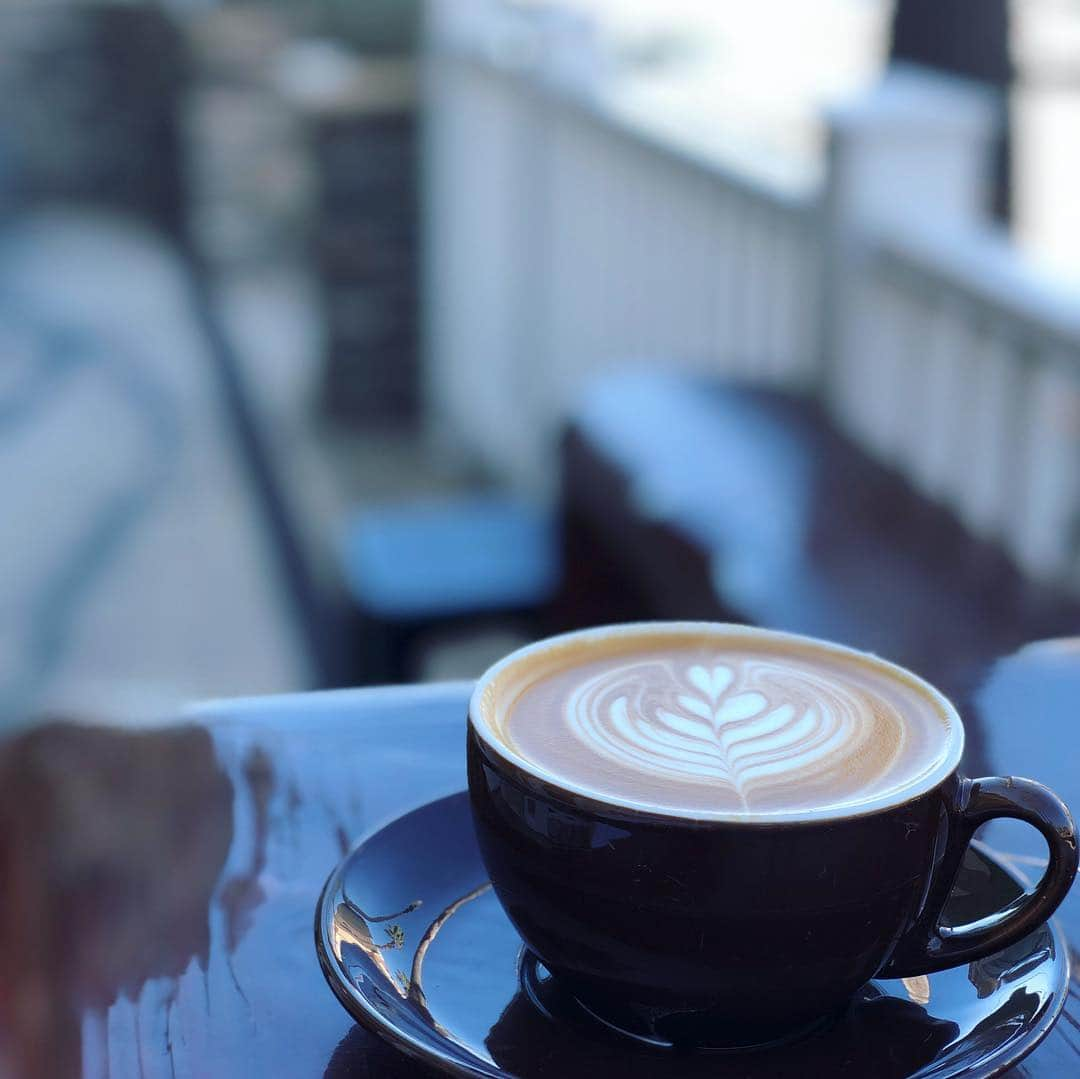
<box><xmin>882</xmin><ymin>776</ymin><xmax>1078</xmax><ymax>978</ymax></box>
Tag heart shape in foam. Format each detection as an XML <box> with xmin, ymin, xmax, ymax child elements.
<box><xmin>687</xmin><ymin>664</ymin><xmax>732</xmax><ymax>702</ymax></box>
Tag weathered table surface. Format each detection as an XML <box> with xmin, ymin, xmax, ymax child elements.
<box><xmin>2</xmin><ymin>644</ymin><xmax>1079</xmax><ymax>1077</ymax></box>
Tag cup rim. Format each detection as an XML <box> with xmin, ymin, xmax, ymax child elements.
<box><xmin>468</xmin><ymin>621</ymin><xmax>965</xmax><ymax>824</ymax></box>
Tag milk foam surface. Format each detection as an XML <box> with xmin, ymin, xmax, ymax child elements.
<box><xmin>491</xmin><ymin>631</ymin><xmax>954</xmax><ymax>816</ymax></box>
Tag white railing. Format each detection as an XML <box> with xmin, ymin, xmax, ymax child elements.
<box><xmin>831</xmin><ymin>220</ymin><xmax>1080</xmax><ymax>586</ymax></box>
<box><xmin>422</xmin><ymin>2</ymin><xmax>1080</xmax><ymax>592</ymax></box>
<box><xmin>422</xmin><ymin>15</ymin><xmax>821</xmax><ymax>491</ymax></box>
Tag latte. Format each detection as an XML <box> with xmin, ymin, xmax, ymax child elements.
<box><xmin>475</xmin><ymin>624</ymin><xmax>958</xmax><ymax>819</ymax></box>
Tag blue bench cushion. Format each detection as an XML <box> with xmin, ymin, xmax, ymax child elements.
<box><xmin>341</xmin><ymin>494</ymin><xmax>558</xmax><ymax>619</ymax></box>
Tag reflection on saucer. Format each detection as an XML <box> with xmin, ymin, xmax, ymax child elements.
<box><xmin>901</xmin><ymin>975</ymin><xmax>930</xmax><ymax>1005</ymax></box>
<box><xmin>968</xmin><ymin>930</ymin><xmax>1056</xmax><ymax>1000</ymax></box>
<box><xmin>335</xmin><ymin>880</ymin><xmax>492</xmax><ymax>1033</ymax></box>
<box><xmin>486</xmin><ymin>964</ymin><xmax>960</xmax><ymax>1079</ymax></box>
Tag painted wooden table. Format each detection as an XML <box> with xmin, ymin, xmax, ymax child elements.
<box><xmin>1</xmin><ymin>643</ymin><xmax>1079</xmax><ymax>1077</ymax></box>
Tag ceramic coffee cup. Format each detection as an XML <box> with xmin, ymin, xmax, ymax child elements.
<box><xmin>467</xmin><ymin>623</ymin><xmax>1078</xmax><ymax>1046</ymax></box>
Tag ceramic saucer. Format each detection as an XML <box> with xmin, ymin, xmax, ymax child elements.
<box><xmin>315</xmin><ymin>792</ymin><xmax>1069</xmax><ymax>1078</ymax></box>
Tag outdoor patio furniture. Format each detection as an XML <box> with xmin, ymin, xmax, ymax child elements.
<box><xmin>340</xmin><ymin>492</ymin><xmax>559</xmax><ymax>683</ymax></box>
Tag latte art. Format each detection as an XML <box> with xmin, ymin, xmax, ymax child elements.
<box><xmin>565</xmin><ymin>658</ymin><xmax>898</xmax><ymax>809</ymax></box>
<box><xmin>487</xmin><ymin>628</ymin><xmax>956</xmax><ymax>817</ymax></box>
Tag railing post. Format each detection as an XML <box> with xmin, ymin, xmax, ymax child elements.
<box><xmin>820</xmin><ymin>64</ymin><xmax>1001</xmax><ymax>417</ymax></box>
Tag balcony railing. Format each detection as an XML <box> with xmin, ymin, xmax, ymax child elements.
<box><xmin>423</xmin><ymin>1</ymin><xmax>1080</xmax><ymax>593</ymax></box>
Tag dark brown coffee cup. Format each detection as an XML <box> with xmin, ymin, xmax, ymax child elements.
<box><xmin>467</xmin><ymin>624</ymin><xmax>1078</xmax><ymax>1046</ymax></box>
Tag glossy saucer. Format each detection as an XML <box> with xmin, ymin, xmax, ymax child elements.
<box><xmin>315</xmin><ymin>792</ymin><xmax>1069</xmax><ymax>1078</ymax></box>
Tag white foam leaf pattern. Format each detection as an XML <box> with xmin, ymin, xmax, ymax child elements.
<box><xmin>676</xmin><ymin>695</ymin><xmax>713</xmax><ymax>721</ymax></box>
<box><xmin>715</xmin><ymin>692</ymin><xmax>767</xmax><ymax>724</ymax></box>
<box><xmin>564</xmin><ymin>657</ymin><xmax>904</xmax><ymax>808</ymax></box>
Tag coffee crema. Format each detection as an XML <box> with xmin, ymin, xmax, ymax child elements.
<box><xmin>482</xmin><ymin>627</ymin><xmax>956</xmax><ymax>817</ymax></box>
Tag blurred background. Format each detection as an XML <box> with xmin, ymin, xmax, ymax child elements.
<box><xmin>3</xmin><ymin>0</ymin><xmax>1080</xmax><ymax>729</ymax></box>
